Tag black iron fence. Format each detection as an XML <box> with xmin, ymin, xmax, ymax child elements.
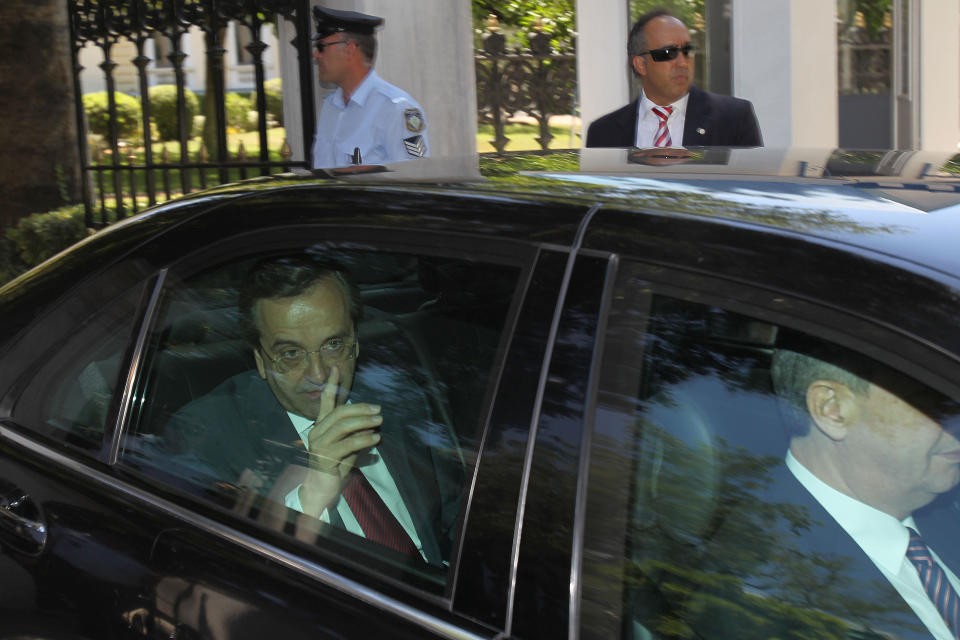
<box><xmin>68</xmin><ymin>4</ymin><xmax>580</xmax><ymax>227</ymax></box>
<box><xmin>68</xmin><ymin>0</ymin><xmax>315</xmax><ymax>227</ymax></box>
<box><xmin>475</xmin><ymin>19</ymin><xmax>578</xmax><ymax>154</ymax></box>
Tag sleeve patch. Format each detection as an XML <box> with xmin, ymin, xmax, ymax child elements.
<box><xmin>404</xmin><ymin>108</ymin><xmax>425</xmax><ymax>133</ymax></box>
<box><xmin>403</xmin><ymin>135</ymin><xmax>426</xmax><ymax>157</ymax></box>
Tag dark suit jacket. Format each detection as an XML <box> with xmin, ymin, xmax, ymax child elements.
<box><xmin>585</xmin><ymin>85</ymin><xmax>763</xmax><ymax>148</ymax></box>
<box><xmin>162</xmin><ymin>369</ymin><xmax>464</xmax><ymax>566</ymax></box>
<box><xmin>761</xmin><ymin>465</ymin><xmax>957</xmax><ymax>640</ymax></box>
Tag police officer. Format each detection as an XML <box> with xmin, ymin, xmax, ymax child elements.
<box><xmin>310</xmin><ymin>7</ymin><xmax>429</xmax><ymax>168</ymax></box>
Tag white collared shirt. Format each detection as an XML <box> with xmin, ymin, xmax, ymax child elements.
<box><xmin>787</xmin><ymin>450</ymin><xmax>960</xmax><ymax>640</ymax></box>
<box><xmin>311</xmin><ymin>69</ymin><xmax>429</xmax><ymax>169</ymax></box>
<box><xmin>635</xmin><ymin>90</ymin><xmax>689</xmax><ymax>148</ymax></box>
<box><xmin>284</xmin><ymin>410</ymin><xmax>426</xmax><ymax>560</ymax></box>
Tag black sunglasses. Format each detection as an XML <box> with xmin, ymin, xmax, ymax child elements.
<box><xmin>638</xmin><ymin>43</ymin><xmax>695</xmax><ymax>62</ymax></box>
<box><xmin>314</xmin><ymin>39</ymin><xmax>349</xmax><ymax>54</ymax></box>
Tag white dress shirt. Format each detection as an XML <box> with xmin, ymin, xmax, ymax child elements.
<box><xmin>635</xmin><ymin>90</ymin><xmax>689</xmax><ymax>148</ymax></box>
<box><xmin>284</xmin><ymin>410</ymin><xmax>426</xmax><ymax>560</ymax></box>
<box><xmin>787</xmin><ymin>450</ymin><xmax>960</xmax><ymax>640</ymax></box>
<box><xmin>311</xmin><ymin>69</ymin><xmax>430</xmax><ymax>169</ymax></box>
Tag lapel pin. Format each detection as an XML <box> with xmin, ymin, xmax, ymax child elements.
<box><xmin>697</xmin><ymin>127</ymin><xmax>706</xmax><ymax>135</ymax></box>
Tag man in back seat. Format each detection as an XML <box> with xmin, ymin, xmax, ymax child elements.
<box><xmin>164</xmin><ymin>255</ymin><xmax>463</xmax><ymax>565</ymax></box>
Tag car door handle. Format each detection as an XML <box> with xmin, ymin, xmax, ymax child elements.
<box><xmin>0</xmin><ymin>488</ymin><xmax>47</xmax><ymax>551</ymax></box>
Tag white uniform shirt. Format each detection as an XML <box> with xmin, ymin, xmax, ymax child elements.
<box><xmin>635</xmin><ymin>90</ymin><xmax>688</xmax><ymax>148</ymax></box>
<box><xmin>283</xmin><ymin>410</ymin><xmax>427</xmax><ymax>560</ymax></box>
<box><xmin>311</xmin><ymin>69</ymin><xmax>430</xmax><ymax>169</ymax></box>
<box><xmin>787</xmin><ymin>450</ymin><xmax>960</xmax><ymax>640</ymax></box>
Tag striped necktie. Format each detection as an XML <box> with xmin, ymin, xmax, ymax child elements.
<box><xmin>342</xmin><ymin>467</ymin><xmax>420</xmax><ymax>558</ymax></box>
<box><xmin>907</xmin><ymin>527</ymin><xmax>960</xmax><ymax>639</ymax></box>
<box><xmin>652</xmin><ymin>106</ymin><xmax>674</xmax><ymax>147</ymax></box>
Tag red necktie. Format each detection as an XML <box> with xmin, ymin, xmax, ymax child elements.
<box><xmin>342</xmin><ymin>468</ymin><xmax>420</xmax><ymax>557</ymax></box>
<box><xmin>652</xmin><ymin>106</ymin><xmax>673</xmax><ymax>147</ymax></box>
<box><xmin>907</xmin><ymin>528</ymin><xmax>960</xmax><ymax>639</ymax></box>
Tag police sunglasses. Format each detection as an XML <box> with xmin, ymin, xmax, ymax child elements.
<box><xmin>638</xmin><ymin>43</ymin><xmax>695</xmax><ymax>62</ymax></box>
<box><xmin>314</xmin><ymin>39</ymin><xmax>350</xmax><ymax>53</ymax></box>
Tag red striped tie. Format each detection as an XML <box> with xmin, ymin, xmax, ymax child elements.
<box><xmin>652</xmin><ymin>106</ymin><xmax>673</xmax><ymax>147</ymax></box>
<box><xmin>342</xmin><ymin>467</ymin><xmax>420</xmax><ymax>558</ymax></box>
<box><xmin>907</xmin><ymin>528</ymin><xmax>960</xmax><ymax>639</ymax></box>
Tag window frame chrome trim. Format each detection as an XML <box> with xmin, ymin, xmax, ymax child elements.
<box><xmin>567</xmin><ymin>250</ymin><xmax>619</xmax><ymax>640</ymax></box>
<box><xmin>503</xmin><ymin>203</ymin><xmax>602</xmax><ymax>636</ymax></box>
<box><xmin>106</xmin><ymin>269</ymin><xmax>167</xmax><ymax>466</ymax></box>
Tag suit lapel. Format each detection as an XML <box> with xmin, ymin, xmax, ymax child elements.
<box><xmin>769</xmin><ymin>466</ymin><xmax>932</xmax><ymax>639</ymax></box>
<box><xmin>617</xmin><ymin>100</ymin><xmax>640</xmax><ymax>147</ymax></box>
<box><xmin>682</xmin><ymin>86</ymin><xmax>711</xmax><ymax>146</ymax></box>
<box><xmin>350</xmin><ymin>375</ymin><xmax>447</xmax><ymax>565</ymax></box>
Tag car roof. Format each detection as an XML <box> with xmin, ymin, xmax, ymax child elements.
<box><xmin>180</xmin><ymin>147</ymin><xmax>960</xmax><ymax>279</ymax></box>
<box><xmin>16</xmin><ymin>147</ymin><xmax>960</xmax><ymax>298</ymax></box>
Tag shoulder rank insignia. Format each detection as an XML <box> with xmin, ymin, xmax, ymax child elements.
<box><xmin>404</xmin><ymin>108</ymin><xmax>425</xmax><ymax>133</ymax></box>
<box><xmin>403</xmin><ymin>135</ymin><xmax>426</xmax><ymax>157</ymax></box>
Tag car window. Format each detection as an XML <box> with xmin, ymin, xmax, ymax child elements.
<box><xmin>582</xmin><ymin>265</ymin><xmax>960</xmax><ymax>640</ymax></box>
<box><xmin>121</xmin><ymin>247</ymin><xmax>521</xmax><ymax>591</ymax></box>
<box><xmin>2</xmin><ymin>267</ymin><xmax>149</xmax><ymax>454</ymax></box>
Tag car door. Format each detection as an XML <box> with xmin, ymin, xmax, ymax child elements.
<box><xmin>0</xmin><ymin>257</ymin><xmax>166</xmax><ymax>640</ymax></box>
<box><xmin>0</xmin><ymin>190</ymin><xmax>590</xmax><ymax>640</ymax></box>
<box><xmin>571</xmin><ymin>211</ymin><xmax>960</xmax><ymax>640</ymax></box>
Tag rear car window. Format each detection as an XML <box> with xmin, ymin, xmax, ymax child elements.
<box><xmin>1</xmin><ymin>263</ymin><xmax>150</xmax><ymax>454</ymax></box>
<box><xmin>583</xmin><ymin>265</ymin><xmax>960</xmax><ymax>640</ymax></box>
<box><xmin>121</xmin><ymin>248</ymin><xmax>521</xmax><ymax>591</ymax></box>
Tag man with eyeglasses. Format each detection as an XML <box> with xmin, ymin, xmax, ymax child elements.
<box><xmin>310</xmin><ymin>7</ymin><xmax>429</xmax><ymax>168</ymax></box>
<box><xmin>163</xmin><ymin>256</ymin><xmax>462</xmax><ymax>564</ymax></box>
<box><xmin>586</xmin><ymin>9</ymin><xmax>762</xmax><ymax>148</ymax></box>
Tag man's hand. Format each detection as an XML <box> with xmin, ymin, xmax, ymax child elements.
<box><xmin>298</xmin><ymin>366</ymin><xmax>382</xmax><ymax>517</ymax></box>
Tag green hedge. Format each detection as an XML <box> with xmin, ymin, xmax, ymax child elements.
<box><xmin>264</xmin><ymin>78</ymin><xmax>283</xmax><ymax>125</ymax></box>
<box><xmin>83</xmin><ymin>91</ymin><xmax>142</xmax><ymax>143</ymax></box>
<box><xmin>149</xmin><ymin>84</ymin><xmax>200</xmax><ymax>141</ymax></box>
<box><xmin>225</xmin><ymin>92</ymin><xmax>255</xmax><ymax>132</ymax></box>
<box><xmin>1</xmin><ymin>204</ymin><xmax>115</xmax><ymax>285</ymax></box>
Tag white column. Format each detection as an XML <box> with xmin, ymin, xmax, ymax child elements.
<box><xmin>576</xmin><ymin>0</ymin><xmax>631</xmax><ymax>145</ymax></box>
<box><xmin>277</xmin><ymin>16</ymin><xmax>312</xmax><ymax>162</ymax></box>
<box><xmin>917</xmin><ymin>0</ymin><xmax>960</xmax><ymax>151</ymax></box>
<box><xmin>732</xmin><ymin>0</ymin><xmax>837</xmax><ymax>148</ymax></box>
<box><xmin>358</xmin><ymin>0</ymin><xmax>477</xmax><ymax>161</ymax></box>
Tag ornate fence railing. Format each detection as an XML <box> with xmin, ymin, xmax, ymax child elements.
<box><xmin>68</xmin><ymin>0</ymin><xmax>314</xmax><ymax>227</ymax></box>
<box><xmin>475</xmin><ymin>19</ymin><xmax>578</xmax><ymax>154</ymax></box>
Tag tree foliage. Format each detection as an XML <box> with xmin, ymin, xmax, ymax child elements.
<box><xmin>473</xmin><ymin>0</ymin><xmax>575</xmax><ymax>48</ymax></box>
<box><xmin>629</xmin><ymin>0</ymin><xmax>704</xmax><ymax>27</ymax></box>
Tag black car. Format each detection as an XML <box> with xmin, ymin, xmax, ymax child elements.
<box><xmin>3</xmin><ymin>148</ymin><xmax>960</xmax><ymax>640</ymax></box>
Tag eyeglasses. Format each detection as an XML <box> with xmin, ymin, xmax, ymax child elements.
<box><xmin>259</xmin><ymin>337</ymin><xmax>357</xmax><ymax>374</ymax></box>
<box><xmin>638</xmin><ymin>43</ymin><xmax>695</xmax><ymax>62</ymax></box>
<box><xmin>314</xmin><ymin>39</ymin><xmax>349</xmax><ymax>54</ymax></box>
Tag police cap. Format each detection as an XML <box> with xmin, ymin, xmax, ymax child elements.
<box><xmin>312</xmin><ymin>7</ymin><xmax>384</xmax><ymax>40</ymax></box>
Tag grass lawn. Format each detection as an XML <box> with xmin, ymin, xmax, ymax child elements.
<box><xmin>140</xmin><ymin>127</ymin><xmax>290</xmax><ymax>161</ymax></box>
<box><xmin>476</xmin><ymin>121</ymin><xmax>581</xmax><ymax>153</ymax></box>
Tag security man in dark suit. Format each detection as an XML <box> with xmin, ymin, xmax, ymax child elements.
<box><xmin>586</xmin><ymin>9</ymin><xmax>762</xmax><ymax>148</ymax></box>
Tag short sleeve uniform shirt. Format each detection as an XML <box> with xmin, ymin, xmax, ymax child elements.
<box><xmin>311</xmin><ymin>69</ymin><xmax>429</xmax><ymax>168</ymax></box>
